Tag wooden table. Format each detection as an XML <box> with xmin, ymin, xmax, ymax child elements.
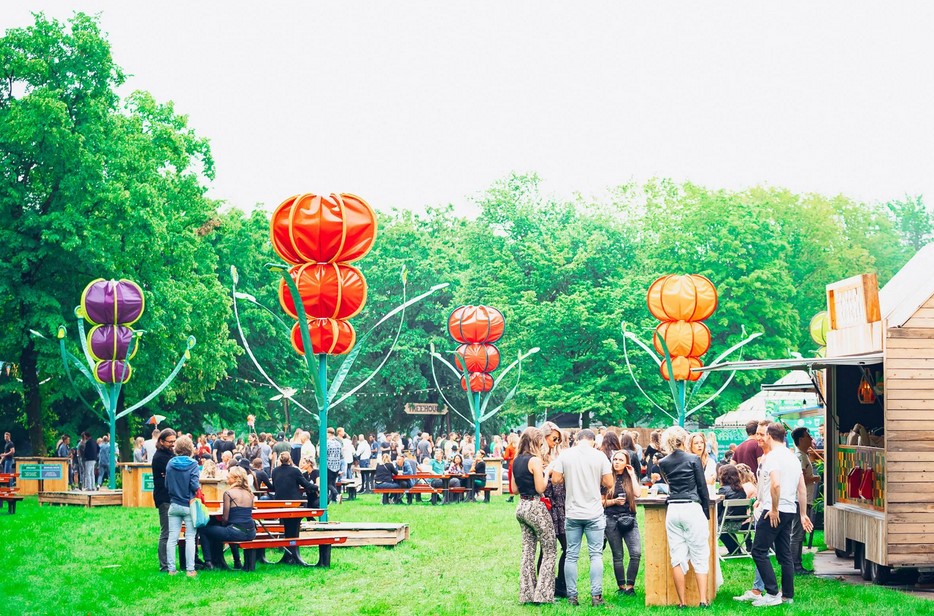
<box><xmin>358</xmin><ymin>467</ymin><xmax>376</xmax><ymax>493</ymax></box>
<box><xmin>640</xmin><ymin>495</ymin><xmax>721</xmax><ymax>607</ymax></box>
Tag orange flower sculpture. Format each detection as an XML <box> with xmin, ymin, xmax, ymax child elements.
<box><xmin>271</xmin><ymin>193</ymin><xmax>377</xmax><ymax>356</ymax></box>
<box><xmin>647</xmin><ymin>274</ymin><xmax>718</xmax><ymax>381</ymax></box>
<box><xmin>448</xmin><ymin>305</ymin><xmax>505</xmax><ymax>392</ymax></box>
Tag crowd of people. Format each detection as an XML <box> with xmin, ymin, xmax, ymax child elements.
<box><xmin>510</xmin><ymin>421</ymin><xmax>818</xmax><ymax>608</ymax></box>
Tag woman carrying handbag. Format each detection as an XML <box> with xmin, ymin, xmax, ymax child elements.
<box><xmin>603</xmin><ymin>450</ymin><xmax>642</xmax><ymax>596</ymax></box>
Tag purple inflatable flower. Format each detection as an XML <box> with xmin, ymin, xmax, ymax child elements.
<box><xmin>95</xmin><ymin>360</ymin><xmax>133</xmax><ymax>384</ymax></box>
<box><xmin>81</xmin><ymin>279</ymin><xmax>145</xmax><ymax>325</ymax></box>
<box><xmin>88</xmin><ymin>325</ymin><xmax>137</xmax><ymax>362</ymax></box>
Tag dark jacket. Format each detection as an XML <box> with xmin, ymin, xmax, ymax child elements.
<box><xmin>717</xmin><ymin>484</ymin><xmax>748</xmax><ymax>523</ymax></box>
<box><xmin>165</xmin><ymin>456</ymin><xmax>200</xmax><ymax>507</ymax></box>
<box><xmin>658</xmin><ymin>449</ymin><xmax>710</xmax><ymax>518</ymax></box>
<box><xmin>152</xmin><ymin>447</ymin><xmax>174</xmax><ymax>507</ymax></box>
<box><xmin>83</xmin><ymin>439</ymin><xmax>99</xmax><ymax>462</ymax></box>
<box><xmin>271</xmin><ymin>464</ymin><xmax>314</xmax><ymax>506</ymax></box>
<box><xmin>374</xmin><ymin>462</ymin><xmax>396</xmax><ymax>484</ymax></box>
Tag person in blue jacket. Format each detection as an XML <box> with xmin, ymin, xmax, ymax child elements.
<box><xmin>165</xmin><ymin>435</ymin><xmax>201</xmax><ymax>576</ymax></box>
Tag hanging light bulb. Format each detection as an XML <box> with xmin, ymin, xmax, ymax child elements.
<box><xmin>858</xmin><ymin>369</ymin><xmax>876</xmax><ymax>405</ymax></box>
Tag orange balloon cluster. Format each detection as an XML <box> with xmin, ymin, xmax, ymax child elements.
<box><xmin>271</xmin><ymin>193</ymin><xmax>377</xmax><ymax>356</ymax></box>
<box><xmin>647</xmin><ymin>275</ymin><xmax>718</xmax><ymax>381</ymax></box>
<box><xmin>448</xmin><ymin>306</ymin><xmax>505</xmax><ymax>392</ymax></box>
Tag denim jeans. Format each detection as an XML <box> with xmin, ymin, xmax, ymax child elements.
<box><xmin>1</xmin><ymin>458</ymin><xmax>12</xmax><ymax>474</ymax></box>
<box><xmin>82</xmin><ymin>461</ymin><xmax>97</xmax><ymax>490</ymax></box>
<box><xmin>564</xmin><ymin>516</ymin><xmax>606</xmax><ymax>598</ymax></box>
<box><xmin>752</xmin><ymin>511</ymin><xmax>795</xmax><ymax>598</ymax></box>
<box><xmin>167</xmin><ymin>503</ymin><xmax>196</xmax><ymax>573</ymax></box>
<box><xmin>158</xmin><ymin>502</ymin><xmax>171</xmax><ymax>571</ymax></box>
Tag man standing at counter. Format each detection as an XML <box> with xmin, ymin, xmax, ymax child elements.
<box><xmin>750</xmin><ymin>422</ymin><xmax>813</xmax><ymax>607</ymax></box>
<box><xmin>791</xmin><ymin>427</ymin><xmax>820</xmax><ymax>576</ymax></box>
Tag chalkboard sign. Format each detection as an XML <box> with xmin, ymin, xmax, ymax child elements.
<box><xmin>142</xmin><ymin>472</ymin><xmax>154</xmax><ymax>492</ymax></box>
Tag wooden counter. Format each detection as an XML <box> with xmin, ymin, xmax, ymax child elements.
<box><xmin>119</xmin><ymin>463</ymin><xmax>154</xmax><ymax>507</ymax></box>
<box><xmin>640</xmin><ymin>495</ymin><xmax>720</xmax><ymax>607</ymax></box>
<box><xmin>15</xmin><ymin>457</ymin><xmax>69</xmax><ymax>495</ymax></box>
<box><xmin>199</xmin><ymin>477</ymin><xmax>229</xmax><ymax>501</ymax></box>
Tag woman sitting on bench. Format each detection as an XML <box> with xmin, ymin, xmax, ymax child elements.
<box><xmin>201</xmin><ymin>466</ymin><xmax>256</xmax><ymax>570</ymax></box>
<box><xmin>374</xmin><ymin>453</ymin><xmax>401</xmax><ymax>503</ymax></box>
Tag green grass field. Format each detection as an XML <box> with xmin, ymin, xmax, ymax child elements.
<box><xmin>2</xmin><ymin>494</ymin><xmax>929</xmax><ymax>615</ymax></box>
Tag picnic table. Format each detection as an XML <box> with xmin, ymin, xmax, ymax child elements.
<box><xmin>376</xmin><ymin>473</ymin><xmax>496</xmax><ymax>504</ymax></box>
<box><xmin>203</xmin><ymin>505</ymin><xmax>341</xmax><ymax>569</ymax></box>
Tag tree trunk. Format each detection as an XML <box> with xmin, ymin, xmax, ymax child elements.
<box><xmin>20</xmin><ymin>340</ymin><xmax>46</xmax><ymax>455</ymax></box>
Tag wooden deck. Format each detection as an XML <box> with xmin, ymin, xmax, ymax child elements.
<box><xmin>298</xmin><ymin>521</ymin><xmax>409</xmax><ymax>547</ymax></box>
<box><xmin>38</xmin><ymin>490</ymin><xmax>123</xmax><ymax>507</ymax></box>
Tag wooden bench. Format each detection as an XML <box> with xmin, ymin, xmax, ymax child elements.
<box><xmin>335</xmin><ymin>480</ymin><xmax>358</xmax><ymax>501</ymax></box>
<box><xmin>232</xmin><ymin>535</ymin><xmax>347</xmax><ymax>570</ymax></box>
<box><xmin>373</xmin><ymin>486</ymin><xmax>438</xmax><ymax>504</ymax></box>
<box><xmin>0</xmin><ymin>488</ymin><xmax>23</xmax><ymax>514</ymax></box>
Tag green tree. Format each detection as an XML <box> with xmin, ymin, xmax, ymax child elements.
<box><xmin>0</xmin><ymin>14</ymin><xmax>237</xmax><ymax>452</ymax></box>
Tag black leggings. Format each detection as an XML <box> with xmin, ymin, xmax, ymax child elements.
<box><xmin>537</xmin><ymin>532</ymin><xmax>568</xmax><ymax>595</ymax></box>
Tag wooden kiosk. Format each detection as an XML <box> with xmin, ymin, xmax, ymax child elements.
<box><xmin>698</xmin><ymin>244</ymin><xmax>934</xmax><ymax>584</ymax></box>
<box><xmin>14</xmin><ymin>457</ymin><xmax>69</xmax><ymax>495</ymax></box>
<box><xmin>640</xmin><ymin>496</ymin><xmax>720</xmax><ymax>606</ymax></box>
<box><xmin>119</xmin><ymin>462</ymin><xmax>154</xmax><ymax>507</ymax></box>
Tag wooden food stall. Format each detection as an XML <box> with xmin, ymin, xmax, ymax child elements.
<box><xmin>697</xmin><ymin>244</ymin><xmax>934</xmax><ymax>584</ymax></box>
<box><xmin>640</xmin><ymin>495</ymin><xmax>720</xmax><ymax>606</ymax></box>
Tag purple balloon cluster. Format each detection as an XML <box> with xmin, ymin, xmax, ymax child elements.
<box><xmin>80</xmin><ymin>279</ymin><xmax>145</xmax><ymax>384</ymax></box>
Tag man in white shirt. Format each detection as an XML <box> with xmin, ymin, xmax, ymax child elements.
<box><xmin>750</xmin><ymin>422</ymin><xmax>813</xmax><ymax>607</ymax></box>
<box><xmin>551</xmin><ymin>429</ymin><xmax>613</xmax><ymax>607</ymax></box>
<box><xmin>143</xmin><ymin>428</ymin><xmax>159</xmax><ymax>463</ymax></box>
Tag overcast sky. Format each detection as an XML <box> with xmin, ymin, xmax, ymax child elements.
<box><xmin>5</xmin><ymin>2</ymin><xmax>934</xmax><ymax>216</ymax></box>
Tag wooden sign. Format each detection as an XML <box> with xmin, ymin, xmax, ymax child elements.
<box><xmin>827</xmin><ymin>273</ymin><xmax>880</xmax><ymax>330</ymax></box>
<box><xmin>404</xmin><ymin>403</ymin><xmax>447</xmax><ymax>415</ymax></box>
<box><xmin>826</xmin><ymin>273</ymin><xmax>882</xmax><ymax>357</ymax></box>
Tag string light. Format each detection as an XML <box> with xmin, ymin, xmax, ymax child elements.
<box><xmin>223</xmin><ymin>375</ymin><xmax>457</xmax><ymax>398</ymax></box>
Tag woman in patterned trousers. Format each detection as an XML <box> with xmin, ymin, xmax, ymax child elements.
<box><xmin>511</xmin><ymin>427</ymin><xmax>556</xmax><ymax>604</ymax></box>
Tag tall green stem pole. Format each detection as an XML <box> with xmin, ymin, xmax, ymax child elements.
<box><xmin>677</xmin><ymin>380</ymin><xmax>687</xmax><ymax>427</ymax></box>
<box><xmin>473</xmin><ymin>391</ymin><xmax>482</xmax><ymax>452</ymax></box>
<box><xmin>317</xmin><ymin>354</ymin><xmax>329</xmax><ymax>521</ymax></box>
<box><xmin>108</xmin><ymin>386</ymin><xmax>119</xmax><ymax>490</ymax></box>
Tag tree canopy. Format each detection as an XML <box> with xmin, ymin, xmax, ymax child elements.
<box><xmin>1</xmin><ymin>14</ymin><xmax>928</xmax><ymax>453</ymax></box>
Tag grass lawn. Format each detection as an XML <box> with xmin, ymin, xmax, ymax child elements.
<box><xmin>2</xmin><ymin>494</ymin><xmax>929</xmax><ymax>615</ymax></box>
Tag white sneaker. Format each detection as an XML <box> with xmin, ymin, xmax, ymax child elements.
<box><xmin>752</xmin><ymin>593</ymin><xmax>782</xmax><ymax>607</ymax></box>
<box><xmin>733</xmin><ymin>590</ymin><xmax>762</xmax><ymax>602</ymax></box>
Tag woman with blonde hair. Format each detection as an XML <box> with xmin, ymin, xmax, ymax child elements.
<box><xmin>540</xmin><ymin>421</ymin><xmax>568</xmax><ymax>597</ymax></box>
<box><xmin>734</xmin><ymin>463</ymin><xmax>757</xmax><ymax>498</ymax></box>
<box><xmin>201</xmin><ymin>465</ymin><xmax>256</xmax><ymax>570</ymax></box>
<box><xmin>512</xmin><ymin>427</ymin><xmax>556</xmax><ymax>604</ymax></box>
<box><xmin>658</xmin><ymin>426</ymin><xmax>711</xmax><ymax>608</ymax></box>
<box><xmin>165</xmin><ymin>435</ymin><xmax>200</xmax><ymax>576</ymax></box>
<box><xmin>689</xmin><ymin>432</ymin><xmax>716</xmax><ymax>485</ymax></box>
